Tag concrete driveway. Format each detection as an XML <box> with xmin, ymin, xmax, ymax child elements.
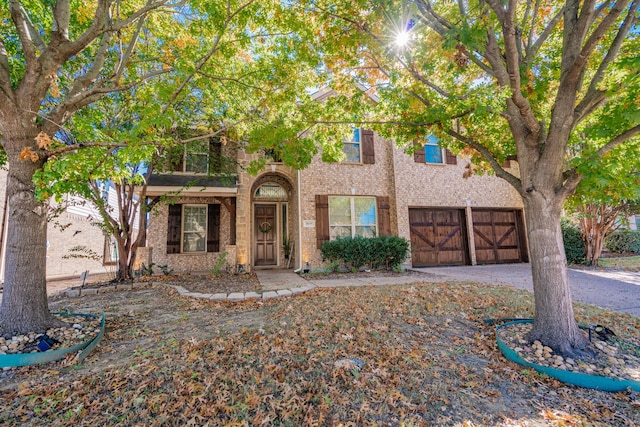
<box><xmin>411</xmin><ymin>263</ymin><xmax>640</xmax><ymax>317</ymax></box>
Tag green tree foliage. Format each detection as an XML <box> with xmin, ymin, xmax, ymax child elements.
<box><xmin>0</xmin><ymin>0</ymin><xmax>321</xmax><ymax>335</ymax></box>
<box><xmin>564</xmin><ymin>112</ymin><xmax>640</xmax><ymax>265</ymax></box>
<box><xmin>254</xmin><ymin>1</ymin><xmax>640</xmax><ymax>356</ymax></box>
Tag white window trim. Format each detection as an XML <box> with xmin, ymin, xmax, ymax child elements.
<box><xmin>181</xmin><ymin>204</ymin><xmax>208</xmax><ymax>254</ymax></box>
<box><xmin>341</xmin><ymin>128</ymin><xmax>362</xmax><ymax>163</ymax></box>
<box><xmin>329</xmin><ymin>196</ymin><xmax>378</xmax><ymax>240</ymax></box>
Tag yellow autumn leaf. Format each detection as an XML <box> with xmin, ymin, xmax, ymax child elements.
<box><xmin>34</xmin><ymin>132</ymin><xmax>52</xmax><ymax>149</ymax></box>
<box><xmin>76</xmin><ymin>3</ymin><xmax>97</xmax><ymax>25</ymax></box>
<box><xmin>48</xmin><ymin>74</ymin><xmax>61</xmax><ymax>98</ymax></box>
<box><xmin>19</xmin><ymin>147</ymin><xmax>39</xmax><ymax>162</ymax></box>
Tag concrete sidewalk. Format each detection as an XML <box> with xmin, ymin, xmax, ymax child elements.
<box><xmin>256</xmin><ymin>269</ymin><xmax>440</xmax><ymax>290</ymax></box>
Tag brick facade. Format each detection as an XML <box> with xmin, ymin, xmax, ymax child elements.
<box><xmin>143</xmin><ymin>131</ymin><xmax>525</xmax><ymax>272</ymax></box>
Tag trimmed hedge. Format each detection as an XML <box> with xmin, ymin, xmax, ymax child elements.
<box><xmin>561</xmin><ymin>218</ymin><xmax>586</xmax><ymax>265</ymax></box>
<box><xmin>605</xmin><ymin>229</ymin><xmax>640</xmax><ymax>254</ymax></box>
<box><xmin>321</xmin><ymin>235</ymin><xmax>409</xmax><ymax>271</ymax></box>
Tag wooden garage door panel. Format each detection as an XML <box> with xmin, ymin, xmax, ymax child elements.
<box><xmin>472</xmin><ymin>209</ymin><xmax>524</xmax><ymax>264</ymax></box>
<box><xmin>410</xmin><ymin>208</ymin><xmax>467</xmax><ymax>267</ymax></box>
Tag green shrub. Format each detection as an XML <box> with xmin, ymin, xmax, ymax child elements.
<box><xmin>561</xmin><ymin>218</ymin><xmax>586</xmax><ymax>265</ymax></box>
<box><xmin>321</xmin><ymin>235</ymin><xmax>409</xmax><ymax>271</ymax></box>
<box><xmin>211</xmin><ymin>251</ymin><xmax>228</xmax><ymax>275</ymax></box>
<box><xmin>605</xmin><ymin>229</ymin><xmax>640</xmax><ymax>253</ymax></box>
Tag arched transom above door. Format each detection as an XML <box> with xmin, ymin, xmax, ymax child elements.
<box><xmin>250</xmin><ymin>173</ymin><xmax>293</xmax><ymax>201</ymax></box>
<box><xmin>254</xmin><ymin>183</ymin><xmax>287</xmax><ymax>200</ymax></box>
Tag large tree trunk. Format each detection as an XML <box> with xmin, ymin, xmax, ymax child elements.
<box><xmin>115</xmin><ymin>234</ymin><xmax>134</xmax><ymax>281</ymax></box>
<box><xmin>523</xmin><ymin>193</ymin><xmax>589</xmax><ymax>356</ymax></box>
<box><xmin>0</xmin><ymin>141</ymin><xmax>62</xmax><ymax>336</ymax></box>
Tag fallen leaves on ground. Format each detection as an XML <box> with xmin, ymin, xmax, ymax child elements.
<box><xmin>1</xmin><ymin>281</ymin><xmax>639</xmax><ymax>426</ymax></box>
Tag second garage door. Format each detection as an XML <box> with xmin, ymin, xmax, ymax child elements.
<box><xmin>409</xmin><ymin>208</ymin><xmax>469</xmax><ymax>267</ymax></box>
<box><xmin>472</xmin><ymin>209</ymin><xmax>528</xmax><ymax>264</ymax></box>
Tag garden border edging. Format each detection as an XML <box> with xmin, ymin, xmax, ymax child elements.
<box><xmin>496</xmin><ymin>319</ymin><xmax>640</xmax><ymax>392</ymax></box>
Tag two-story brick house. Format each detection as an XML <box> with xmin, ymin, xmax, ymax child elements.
<box><xmin>143</xmin><ymin>93</ymin><xmax>528</xmax><ymax>273</ymax></box>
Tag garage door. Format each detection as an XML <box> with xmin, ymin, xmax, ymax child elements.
<box><xmin>472</xmin><ymin>209</ymin><xmax>527</xmax><ymax>264</ymax></box>
<box><xmin>409</xmin><ymin>208</ymin><xmax>469</xmax><ymax>267</ymax></box>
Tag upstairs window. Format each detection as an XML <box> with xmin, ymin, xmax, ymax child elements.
<box><xmin>413</xmin><ymin>134</ymin><xmax>457</xmax><ymax>165</ymax></box>
<box><xmin>342</xmin><ymin>128</ymin><xmax>361</xmax><ymax>163</ymax></box>
<box><xmin>185</xmin><ymin>140</ymin><xmax>209</xmax><ymax>173</ymax></box>
<box><xmin>424</xmin><ymin>134</ymin><xmax>443</xmax><ymax>164</ymax></box>
<box><xmin>169</xmin><ymin>137</ymin><xmax>223</xmax><ymax>174</ymax></box>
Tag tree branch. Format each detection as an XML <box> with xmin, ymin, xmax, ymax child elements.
<box><xmin>522</xmin><ymin>0</ymin><xmax>537</xmax><ymax>51</ymax></box>
<box><xmin>52</xmin><ymin>0</ymin><xmax>71</xmax><ymax>40</ymax></box>
<box><xmin>42</xmin><ymin>68</ymin><xmax>172</xmax><ymax>135</ymax></box>
<box><xmin>561</xmin><ymin>124</ymin><xmax>640</xmax><ymax>199</ymax></box>
<box><xmin>161</xmin><ymin>0</ymin><xmax>256</xmax><ymax>114</ymax></box>
<box><xmin>483</xmin><ymin>24</ymin><xmax>510</xmax><ymax>87</ymax></box>
<box><xmin>45</xmin><ymin>142</ymin><xmax>128</xmax><ymax>158</ymax></box>
<box><xmin>0</xmin><ymin>38</ymin><xmax>15</xmax><ymax>104</ymax></box>
<box><xmin>485</xmin><ymin>0</ymin><xmax>540</xmax><ymax>135</ymax></box>
<box><xmin>9</xmin><ymin>0</ymin><xmax>39</xmax><ymax>70</ymax></box>
<box><xmin>524</xmin><ymin>5</ymin><xmax>564</xmax><ymax>64</ymax></box>
<box><xmin>573</xmin><ymin>0</ymin><xmax>639</xmax><ymax>128</ymax></box>
<box><xmin>113</xmin><ymin>15</ymin><xmax>147</xmax><ymax>83</ymax></box>
<box><xmin>446</xmin><ymin>128</ymin><xmax>523</xmax><ymax>192</ymax></box>
<box><xmin>414</xmin><ymin>1</ymin><xmax>452</xmax><ymax>36</ymax></box>
<box><xmin>595</xmin><ymin>125</ymin><xmax>640</xmax><ymax>158</ymax></box>
<box><xmin>66</xmin><ymin>32</ymin><xmax>114</xmax><ymax>100</ymax></box>
<box><xmin>564</xmin><ymin>0</ymin><xmax>630</xmax><ymax>86</ymax></box>
<box><xmin>12</xmin><ymin>1</ymin><xmax>47</xmax><ymax>52</ymax></box>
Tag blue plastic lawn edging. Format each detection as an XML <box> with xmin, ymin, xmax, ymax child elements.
<box><xmin>495</xmin><ymin>319</ymin><xmax>640</xmax><ymax>392</ymax></box>
<box><xmin>0</xmin><ymin>312</ymin><xmax>105</xmax><ymax>368</ymax></box>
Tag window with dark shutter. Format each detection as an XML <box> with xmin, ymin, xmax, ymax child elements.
<box><xmin>361</xmin><ymin>129</ymin><xmax>375</xmax><ymax>164</ymax></box>
<box><xmin>207</xmin><ymin>204</ymin><xmax>221</xmax><ymax>252</ymax></box>
<box><xmin>229</xmin><ymin>198</ymin><xmax>237</xmax><ymax>245</ymax></box>
<box><xmin>413</xmin><ymin>145</ymin><xmax>426</xmax><ymax>163</ymax></box>
<box><xmin>315</xmin><ymin>195</ymin><xmax>329</xmax><ymax>249</ymax></box>
<box><xmin>209</xmin><ymin>137</ymin><xmax>223</xmax><ymax>174</ymax></box>
<box><xmin>445</xmin><ymin>149</ymin><xmax>457</xmax><ymax>165</ymax></box>
<box><xmin>377</xmin><ymin>196</ymin><xmax>391</xmax><ymax>236</ymax></box>
<box><xmin>166</xmin><ymin>204</ymin><xmax>182</xmax><ymax>254</ymax></box>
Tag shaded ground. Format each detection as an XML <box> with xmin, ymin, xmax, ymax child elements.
<box><xmin>1</xmin><ymin>280</ymin><xmax>640</xmax><ymax>426</ymax></box>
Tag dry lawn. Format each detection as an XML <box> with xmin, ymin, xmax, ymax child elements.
<box><xmin>1</xmin><ymin>280</ymin><xmax>639</xmax><ymax>426</ymax></box>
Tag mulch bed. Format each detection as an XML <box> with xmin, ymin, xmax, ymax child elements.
<box><xmin>158</xmin><ymin>272</ymin><xmax>263</xmax><ymax>294</ymax></box>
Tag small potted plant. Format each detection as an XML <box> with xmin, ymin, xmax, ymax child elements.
<box><xmin>282</xmin><ymin>235</ymin><xmax>291</xmax><ymax>259</ymax></box>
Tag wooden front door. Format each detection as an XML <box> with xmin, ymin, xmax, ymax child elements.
<box><xmin>254</xmin><ymin>204</ymin><xmax>277</xmax><ymax>266</ymax></box>
<box><xmin>472</xmin><ymin>209</ymin><xmax>527</xmax><ymax>264</ymax></box>
<box><xmin>409</xmin><ymin>208</ymin><xmax>468</xmax><ymax>267</ymax></box>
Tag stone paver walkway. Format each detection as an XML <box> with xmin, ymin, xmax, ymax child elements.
<box><xmin>51</xmin><ymin>269</ymin><xmax>437</xmax><ymax>302</ymax></box>
<box><xmin>14</xmin><ymin>265</ymin><xmax>637</xmax><ymax>317</ymax></box>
